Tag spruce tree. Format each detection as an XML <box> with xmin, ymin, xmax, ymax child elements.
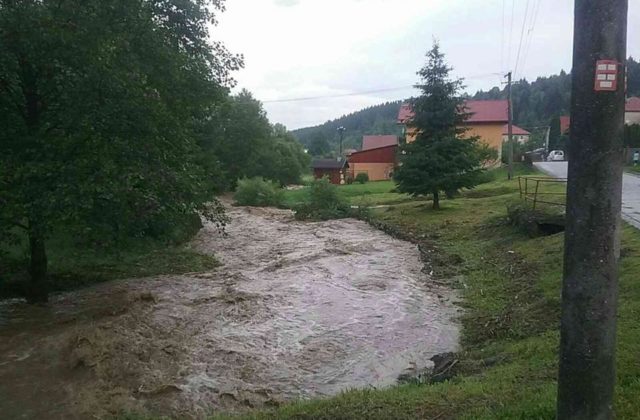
<box><xmin>394</xmin><ymin>41</ymin><xmax>493</xmax><ymax>209</ymax></box>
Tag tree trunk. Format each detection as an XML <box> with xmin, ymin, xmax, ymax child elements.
<box><xmin>26</xmin><ymin>226</ymin><xmax>49</xmax><ymax>303</ymax></box>
<box><xmin>432</xmin><ymin>191</ymin><xmax>440</xmax><ymax>210</ymax></box>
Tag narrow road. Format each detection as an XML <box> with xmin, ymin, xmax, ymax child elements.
<box><xmin>0</xmin><ymin>205</ymin><xmax>460</xmax><ymax>419</ymax></box>
<box><xmin>534</xmin><ymin>161</ymin><xmax>640</xmax><ymax>229</ymax></box>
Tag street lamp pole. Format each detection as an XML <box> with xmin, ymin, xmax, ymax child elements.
<box><xmin>337</xmin><ymin>126</ymin><xmax>346</xmax><ymax>157</ymax></box>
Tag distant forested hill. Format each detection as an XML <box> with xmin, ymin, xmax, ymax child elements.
<box><xmin>293</xmin><ymin>57</ymin><xmax>640</xmax><ymax>155</ymax></box>
<box><xmin>292</xmin><ymin>101</ymin><xmax>403</xmax><ymax>153</ymax></box>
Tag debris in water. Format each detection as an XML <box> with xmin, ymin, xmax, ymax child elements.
<box><xmin>0</xmin><ymin>204</ymin><xmax>460</xmax><ymax>419</ymax></box>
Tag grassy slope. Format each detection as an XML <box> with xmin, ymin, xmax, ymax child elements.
<box><xmin>216</xmin><ymin>166</ymin><xmax>640</xmax><ymax>419</ymax></box>
<box><xmin>283</xmin><ymin>180</ymin><xmax>416</xmax><ymax>208</ymax></box>
<box><xmin>0</xmin><ymin>225</ymin><xmax>218</xmax><ymax>298</ymax></box>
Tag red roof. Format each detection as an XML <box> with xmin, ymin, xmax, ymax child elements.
<box><xmin>362</xmin><ymin>135</ymin><xmax>398</xmax><ymax>151</ymax></box>
<box><xmin>463</xmin><ymin>100</ymin><xmax>509</xmax><ymax>123</ymax></box>
<box><xmin>397</xmin><ymin>104</ymin><xmax>413</xmax><ymax>124</ymax></box>
<box><xmin>558</xmin><ymin>100</ymin><xmax>637</xmax><ymax>132</ymax></box>
<box><xmin>627</xmin><ymin>97</ymin><xmax>640</xmax><ymax>112</ymax></box>
<box><xmin>397</xmin><ymin>100</ymin><xmax>509</xmax><ymax>124</ymax></box>
<box><xmin>560</xmin><ymin>116</ymin><xmax>571</xmax><ymax>134</ymax></box>
<box><xmin>348</xmin><ymin>144</ymin><xmax>397</xmax><ymax>163</ymax></box>
<box><xmin>502</xmin><ymin>124</ymin><xmax>530</xmax><ymax>135</ymax></box>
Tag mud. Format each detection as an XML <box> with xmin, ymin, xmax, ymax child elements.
<box><xmin>0</xmin><ymin>205</ymin><xmax>460</xmax><ymax>419</ymax></box>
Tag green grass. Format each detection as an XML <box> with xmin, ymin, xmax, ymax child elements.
<box><xmin>282</xmin><ymin>180</ymin><xmax>412</xmax><ymax>208</ymax></box>
<box><xmin>213</xmin><ymin>164</ymin><xmax>640</xmax><ymax>419</ymax></box>
<box><xmin>625</xmin><ymin>164</ymin><xmax>640</xmax><ymax>174</ymax></box>
<box><xmin>0</xmin><ymin>225</ymin><xmax>218</xmax><ymax>298</ymax></box>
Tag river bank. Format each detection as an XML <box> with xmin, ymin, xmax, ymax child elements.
<box><xmin>0</xmin><ymin>204</ymin><xmax>460</xmax><ymax>419</ymax></box>
<box><xmin>218</xmin><ymin>166</ymin><xmax>640</xmax><ymax>419</ymax></box>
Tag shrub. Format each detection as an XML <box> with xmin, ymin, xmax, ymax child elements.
<box><xmin>234</xmin><ymin>177</ymin><xmax>284</xmax><ymax>207</ymax></box>
<box><xmin>294</xmin><ymin>177</ymin><xmax>351</xmax><ymax>220</ymax></box>
<box><xmin>354</xmin><ymin>173</ymin><xmax>369</xmax><ymax>184</ymax></box>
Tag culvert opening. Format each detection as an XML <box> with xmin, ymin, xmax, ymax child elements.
<box><xmin>536</xmin><ymin>222</ymin><xmax>565</xmax><ymax>236</ymax></box>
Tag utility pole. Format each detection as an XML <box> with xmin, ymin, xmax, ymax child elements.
<box><xmin>337</xmin><ymin>126</ymin><xmax>346</xmax><ymax>158</ymax></box>
<box><xmin>557</xmin><ymin>1</ymin><xmax>628</xmax><ymax>419</ymax></box>
<box><xmin>544</xmin><ymin>126</ymin><xmax>551</xmax><ymax>155</ymax></box>
<box><xmin>506</xmin><ymin>71</ymin><xmax>514</xmax><ymax>180</ymax></box>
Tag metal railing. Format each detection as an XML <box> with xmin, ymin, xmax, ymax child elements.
<box><xmin>518</xmin><ymin>176</ymin><xmax>567</xmax><ymax>209</ymax></box>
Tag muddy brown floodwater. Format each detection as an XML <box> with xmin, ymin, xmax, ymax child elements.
<box><xmin>0</xmin><ymin>205</ymin><xmax>460</xmax><ymax>419</ymax></box>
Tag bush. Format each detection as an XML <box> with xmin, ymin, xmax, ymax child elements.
<box><xmin>234</xmin><ymin>177</ymin><xmax>284</xmax><ymax>207</ymax></box>
<box><xmin>354</xmin><ymin>173</ymin><xmax>369</xmax><ymax>184</ymax></box>
<box><xmin>294</xmin><ymin>177</ymin><xmax>351</xmax><ymax>220</ymax></box>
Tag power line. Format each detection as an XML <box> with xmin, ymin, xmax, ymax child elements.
<box><xmin>507</xmin><ymin>0</ymin><xmax>516</xmax><ymax>70</ymax></box>
<box><xmin>262</xmin><ymin>72</ymin><xmax>503</xmax><ymax>104</ymax></box>
<box><xmin>513</xmin><ymin>0</ymin><xmax>532</xmax><ymax>79</ymax></box>
<box><xmin>501</xmin><ymin>0</ymin><xmax>506</xmax><ymax>72</ymax></box>
<box><xmin>519</xmin><ymin>0</ymin><xmax>542</xmax><ymax>78</ymax></box>
<box><xmin>262</xmin><ymin>86</ymin><xmax>416</xmax><ymax>103</ymax></box>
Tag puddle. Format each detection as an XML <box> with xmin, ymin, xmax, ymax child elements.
<box><xmin>0</xmin><ymin>205</ymin><xmax>460</xmax><ymax>419</ymax></box>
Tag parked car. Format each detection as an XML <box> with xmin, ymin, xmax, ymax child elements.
<box><xmin>547</xmin><ymin>150</ymin><xmax>565</xmax><ymax>161</ymax></box>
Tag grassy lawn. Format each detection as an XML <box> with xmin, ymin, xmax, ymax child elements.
<box><xmin>0</xmin><ymin>224</ymin><xmax>218</xmax><ymax>298</ymax></box>
<box><xmin>216</xmin><ymin>164</ymin><xmax>640</xmax><ymax>419</ymax></box>
<box><xmin>283</xmin><ymin>180</ymin><xmax>414</xmax><ymax>208</ymax></box>
<box><xmin>625</xmin><ymin>164</ymin><xmax>640</xmax><ymax>174</ymax></box>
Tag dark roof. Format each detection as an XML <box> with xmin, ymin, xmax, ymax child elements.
<box><xmin>397</xmin><ymin>100</ymin><xmax>509</xmax><ymax>124</ymax></box>
<box><xmin>502</xmin><ymin>124</ymin><xmax>531</xmax><ymax>135</ymax></box>
<box><xmin>362</xmin><ymin>135</ymin><xmax>398</xmax><ymax>150</ymax></box>
<box><xmin>312</xmin><ymin>158</ymin><xmax>347</xmax><ymax>169</ymax></box>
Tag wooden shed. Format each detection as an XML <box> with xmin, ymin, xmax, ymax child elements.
<box><xmin>311</xmin><ymin>158</ymin><xmax>349</xmax><ymax>185</ymax></box>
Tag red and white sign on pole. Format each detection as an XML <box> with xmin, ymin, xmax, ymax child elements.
<box><xmin>594</xmin><ymin>60</ymin><xmax>619</xmax><ymax>92</ymax></box>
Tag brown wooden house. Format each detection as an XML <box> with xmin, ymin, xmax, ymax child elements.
<box><xmin>311</xmin><ymin>158</ymin><xmax>349</xmax><ymax>185</ymax></box>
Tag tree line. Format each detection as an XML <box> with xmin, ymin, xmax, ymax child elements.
<box><xmin>292</xmin><ymin>101</ymin><xmax>403</xmax><ymax>156</ymax></box>
<box><xmin>0</xmin><ymin>0</ymin><xmax>308</xmax><ymax>302</ymax></box>
<box><xmin>295</xmin><ymin>58</ymin><xmax>640</xmax><ymax>156</ymax></box>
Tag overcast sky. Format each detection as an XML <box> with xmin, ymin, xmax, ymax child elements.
<box><xmin>212</xmin><ymin>0</ymin><xmax>640</xmax><ymax>130</ymax></box>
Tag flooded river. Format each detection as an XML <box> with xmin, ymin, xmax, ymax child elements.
<box><xmin>0</xmin><ymin>206</ymin><xmax>460</xmax><ymax>419</ymax></box>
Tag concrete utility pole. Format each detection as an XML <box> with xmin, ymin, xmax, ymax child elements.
<box><xmin>506</xmin><ymin>71</ymin><xmax>514</xmax><ymax>180</ymax></box>
<box><xmin>557</xmin><ymin>1</ymin><xmax>628</xmax><ymax>419</ymax></box>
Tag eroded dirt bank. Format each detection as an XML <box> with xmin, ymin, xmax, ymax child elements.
<box><xmin>0</xmin><ymin>206</ymin><xmax>460</xmax><ymax>419</ymax></box>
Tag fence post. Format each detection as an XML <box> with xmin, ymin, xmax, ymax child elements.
<box><xmin>518</xmin><ymin>177</ymin><xmax>522</xmax><ymax>199</ymax></box>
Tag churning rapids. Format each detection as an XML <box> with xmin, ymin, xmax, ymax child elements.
<box><xmin>0</xmin><ymin>205</ymin><xmax>460</xmax><ymax>419</ymax></box>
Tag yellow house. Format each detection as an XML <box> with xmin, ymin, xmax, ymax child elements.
<box><xmin>397</xmin><ymin>100</ymin><xmax>509</xmax><ymax>160</ymax></box>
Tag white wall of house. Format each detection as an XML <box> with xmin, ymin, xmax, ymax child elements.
<box><xmin>626</xmin><ymin>112</ymin><xmax>640</xmax><ymax>125</ymax></box>
<box><xmin>502</xmin><ymin>134</ymin><xmax>530</xmax><ymax>144</ymax></box>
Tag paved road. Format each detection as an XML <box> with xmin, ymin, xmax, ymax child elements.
<box><xmin>534</xmin><ymin>161</ymin><xmax>640</xmax><ymax>229</ymax></box>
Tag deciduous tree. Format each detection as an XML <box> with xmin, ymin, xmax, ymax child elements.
<box><xmin>0</xmin><ymin>0</ymin><xmax>241</xmax><ymax>302</ymax></box>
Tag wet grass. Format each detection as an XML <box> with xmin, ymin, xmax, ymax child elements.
<box><xmin>625</xmin><ymin>164</ymin><xmax>640</xmax><ymax>175</ymax></box>
<box><xmin>0</xmin><ymin>226</ymin><xmax>218</xmax><ymax>299</ymax></box>
<box><xmin>282</xmin><ymin>180</ymin><xmax>410</xmax><ymax>208</ymax></box>
<box><xmin>213</xmin><ymin>164</ymin><xmax>640</xmax><ymax>419</ymax></box>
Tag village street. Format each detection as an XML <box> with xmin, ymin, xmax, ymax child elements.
<box><xmin>535</xmin><ymin>161</ymin><xmax>640</xmax><ymax>229</ymax></box>
<box><xmin>0</xmin><ymin>205</ymin><xmax>460</xmax><ymax>419</ymax></box>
